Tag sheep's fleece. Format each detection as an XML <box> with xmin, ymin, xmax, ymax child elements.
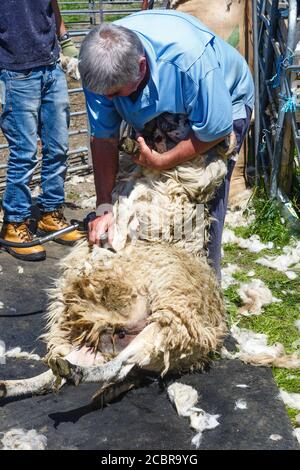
<box><xmin>0</xmin><ymin>113</ymin><xmax>227</xmax><ymax>402</ymax></box>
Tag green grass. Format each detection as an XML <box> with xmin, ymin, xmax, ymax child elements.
<box><xmin>220</xmin><ymin>178</ymin><xmax>300</xmax><ymax>403</ymax></box>
<box><xmin>233</xmin><ymin>187</ymin><xmax>291</xmax><ymax>248</ymax></box>
<box><xmin>223</xmin><ymin>184</ymin><xmax>299</xmax><ymax>424</ymax></box>
<box><xmin>222</xmin><ymin>239</ymin><xmax>300</xmax><ymax>426</ymax></box>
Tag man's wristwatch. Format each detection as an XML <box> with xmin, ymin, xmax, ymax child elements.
<box><xmin>59</xmin><ymin>32</ymin><xmax>70</xmax><ymax>43</ymax></box>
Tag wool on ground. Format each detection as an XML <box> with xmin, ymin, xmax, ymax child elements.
<box><xmin>0</xmin><ymin>428</ymin><xmax>47</xmax><ymax>450</ymax></box>
<box><xmin>221</xmin><ymin>326</ymin><xmax>300</xmax><ymax>369</ymax></box>
<box><xmin>237</xmin><ymin>279</ymin><xmax>281</xmax><ymax>316</ymax></box>
<box><xmin>167</xmin><ymin>382</ymin><xmax>220</xmax><ymax>448</ymax></box>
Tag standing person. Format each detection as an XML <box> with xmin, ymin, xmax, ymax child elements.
<box><xmin>0</xmin><ymin>0</ymin><xmax>83</xmax><ymax>261</ymax></box>
<box><xmin>78</xmin><ymin>10</ymin><xmax>254</xmax><ymax>278</ymax></box>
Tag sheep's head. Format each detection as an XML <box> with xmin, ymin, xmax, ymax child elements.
<box><xmin>61</xmin><ymin>270</ymin><xmax>149</xmax><ymax>358</ymax></box>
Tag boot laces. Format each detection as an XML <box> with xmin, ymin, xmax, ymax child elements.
<box><xmin>12</xmin><ymin>223</ymin><xmax>33</xmax><ymax>242</ymax></box>
<box><xmin>51</xmin><ymin>210</ymin><xmax>67</xmax><ymax>227</ymax></box>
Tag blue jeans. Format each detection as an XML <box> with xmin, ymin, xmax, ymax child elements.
<box><xmin>0</xmin><ymin>62</ymin><xmax>70</xmax><ymax>222</ymax></box>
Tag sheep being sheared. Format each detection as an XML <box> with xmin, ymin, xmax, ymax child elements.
<box><xmin>0</xmin><ymin>113</ymin><xmax>227</xmax><ymax>402</ymax></box>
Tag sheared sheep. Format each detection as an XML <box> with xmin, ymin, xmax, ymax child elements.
<box><xmin>0</xmin><ymin>113</ymin><xmax>227</xmax><ymax>402</ymax></box>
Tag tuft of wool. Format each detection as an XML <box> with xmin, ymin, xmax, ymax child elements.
<box><xmin>221</xmin><ymin>263</ymin><xmax>240</xmax><ymax>290</ymax></box>
<box><xmin>190</xmin><ymin>411</ymin><xmax>220</xmax><ymax>448</ymax></box>
<box><xmin>224</xmin><ymin>326</ymin><xmax>300</xmax><ymax>369</ymax></box>
<box><xmin>234</xmin><ymin>399</ymin><xmax>247</xmax><ymax>410</ymax></box>
<box><xmin>225</xmin><ymin>189</ymin><xmax>254</xmax><ymax>228</ymax></box>
<box><xmin>1</xmin><ymin>428</ymin><xmax>47</xmax><ymax>450</ymax></box>
<box><xmin>256</xmin><ymin>241</ymin><xmax>300</xmax><ymax>279</ymax></box>
<box><xmin>279</xmin><ymin>390</ymin><xmax>300</xmax><ymax>411</ymax></box>
<box><xmin>222</xmin><ymin>229</ymin><xmax>273</xmax><ymax>253</ymax></box>
<box><xmin>294</xmin><ymin>429</ymin><xmax>300</xmax><ymax>445</ymax></box>
<box><xmin>269</xmin><ymin>434</ymin><xmax>282</xmax><ymax>441</ymax></box>
<box><xmin>5</xmin><ymin>347</ymin><xmax>41</xmax><ymax>361</ymax></box>
<box><xmin>167</xmin><ymin>382</ymin><xmax>198</xmax><ymax>417</ymax></box>
<box><xmin>167</xmin><ymin>382</ymin><xmax>220</xmax><ymax>448</ymax></box>
<box><xmin>237</xmin><ymin>278</ymin><xmax>281</xmax><ymax>316</ymax></box>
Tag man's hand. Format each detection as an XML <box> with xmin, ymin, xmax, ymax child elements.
<box><xmin>51</xmin><ymin>1</ymin><xmax>78</xmax><ymax>58</ymax></box>
<box><xmin>132</xmin><ymin>136</ymin><xmax>166</xmax><ymax>170</ymax></box>
<box><xmin>88</xmin><ymin>212</ymin><xmax>114</xmax><ymax>246</ymax></box>
<box><xmin>60</xmin><ymin>37</ymin><xmax>78</xmax><ymax>59</ymax></box>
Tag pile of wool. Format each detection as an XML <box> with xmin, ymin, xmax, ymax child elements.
<box><xmin>222</xmin><ymin>229</ymin><xmax>273</xmax><ymax>253</ymax></box>
<box><xmin>279</xmin><ymin>390</ymin><xmax>300</xmax><ymax>411</ymax></box>
<box><xmin>1</xmin><ymin>428</ymin><xmax>47</xmax><ymax>450</ymax></box>
<box><xmin>225</xmin><ymin>189</ymin><xmax>254</xmax><ymax>228</ymax></box>
<box><xmin>237</xmin><ymin>279</ymin><xmax>281</xmax><ymax>316</ymax></box>
<box><xmin>5</xmin><ymin>346</ymin><xmax>41</xmax><ymax>362</ymax></box>
<box><xmin>256</xmin><ymin>240</ymin><xmax>300</xmax><ymax>280</ymax></box>
<box><xmin>221</xmin><ymin>326</ymin><xmax>300</xmax><ymax>369</ymax></box>
<box><xmin>167</xmin><ymin>382</ymin><xmax>220</xmax><ymax>448</ymax></box>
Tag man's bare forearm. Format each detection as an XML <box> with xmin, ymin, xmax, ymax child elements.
<box><xmin>90</xmin><ymin>137</ymin><xmax>119</xmax><ymax>207</ymax></box>
<box><xmin>161</xmin><ymin>132</ymin><xmax>225</xmax><ymax>169</ymax></box>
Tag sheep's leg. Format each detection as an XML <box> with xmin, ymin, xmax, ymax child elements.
<box><xmin>0</xmin><ymin>348</ymin><xmax>106</xmax><ymax>399</ymax></box>
<box><xmin>51</xmin><ymin>323</ymin><xmax>162</xmax><ymax>386</ymax></box>
<box><xmin>0</xmin><ymin>370</ymin><xmax>58</xmax><ymax>399</ymax></box>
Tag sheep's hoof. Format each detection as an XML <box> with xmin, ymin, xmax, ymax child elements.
<box><xmin>0</xmin><ymin>382</ymin><xmax>7</xmax><ymax>398</ymax></box>
<box><xmin>49</xmin><ymin>357</ymin><xmax>83</xmax><ymax>387</ymax></box>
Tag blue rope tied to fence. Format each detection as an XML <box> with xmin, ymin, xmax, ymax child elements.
<box><xmin>266</xmin><ymin>48</ymin><xmax>295</xmax><ymax>89</ymax></box>
<box><xmin>279</xmin><ymin>93</ymin><xmax>298</xmax><ymax>113</ymax></box>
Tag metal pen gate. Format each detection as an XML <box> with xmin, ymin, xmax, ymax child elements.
<box><xmin>252</xmin><ymin>0</ymin><xmax>300</xmax><ymax>229</ymax></box>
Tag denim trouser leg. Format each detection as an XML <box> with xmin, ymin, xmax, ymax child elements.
<box><xmin>0</xmin><ymin>63</ymin><xmax>69</xmax><ymax>222</ymax></box>
<box><xmin>0</xmin><ymin>69</ymin><xmax>40</xmax><ymax>222</ymax></box>
<box><xmin>37</xmin><ymin>64</ymin><xmax>70</xmax><ymax>211</ymax></box>
<box><xmin>207</xmin><ymin>106</ymin><xmax>253</xmax><ymax>280</ymax></box>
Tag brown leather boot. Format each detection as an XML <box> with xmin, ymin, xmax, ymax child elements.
<box><xmin>37</xmin><ymin>209</ymin><xmax>85</xmax><ymax>246</ymax></box>
<box><xmin>0</xmin><ymin>221</ymin><xmax>46</xmax><ymax>261</ymax></box>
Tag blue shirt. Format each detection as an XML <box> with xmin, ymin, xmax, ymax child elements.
<box><xmin>0</xmin><ymin>0</ymin><xmax>60</xmax><ymax>71</ymax></box>
<box><xmin>84</xmin><ymin>10</ymin><xmax>254</xmax><ymax>142</ymax></box>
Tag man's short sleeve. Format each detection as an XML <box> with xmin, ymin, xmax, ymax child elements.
<box><xmin>84</xmin><ymin>89</ymin><xmax>122</xmax><ymax>139</ymax></box>
<box><xmin>186</xmin><ymin>67</ymin><xmax>233</xmax><ymax>142</ymax></box>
